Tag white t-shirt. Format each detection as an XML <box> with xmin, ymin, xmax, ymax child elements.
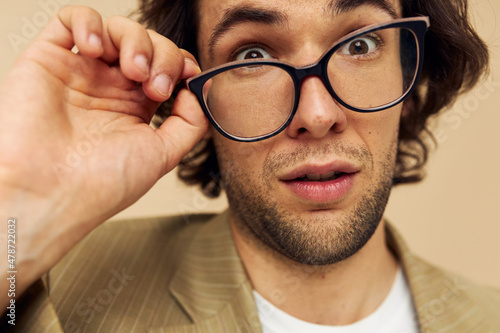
<box><xmin>253</xmin><ymin>267</ymin><xmax>419</xmax><ymax>333</ymax></box>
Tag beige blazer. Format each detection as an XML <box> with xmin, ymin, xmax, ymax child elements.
<box><xmin>4</xmin><ymin>211</ymin><xmax>500</xmax><ymax>332</ymax></box>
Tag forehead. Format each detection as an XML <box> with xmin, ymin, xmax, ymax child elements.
<box><xmin>195</xmin><ymin>0</ymin><xmax>402</xmax><ymax>60</ymax></box>
<box><xmin>196</xmin><ymin>0</ymin><xmax>402</xmax><ymax>27</ymax></box>
<box><xmin>197</xmin><ymin>0</ymin><xmax>401</xmax><ymax>15</ymax></box>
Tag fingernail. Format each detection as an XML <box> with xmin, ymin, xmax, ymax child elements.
<box><xmin>134</xmin><ymin>54</ymin><xmax>150</xmax><ymax>76</ymax></box>
<box><xmin>185</xmin><ymin>58</ymin><xmax>201</xmax><ymax>74</ymax></box>
<box><xmin>153</xmin><ymin>74</ymin><xmax>173</xmax><ymax>96</ymax></box>
<box><xmin>88</xmin><ymin>33</ymin><xmax>102</xmax><ymax>49</ymax></box>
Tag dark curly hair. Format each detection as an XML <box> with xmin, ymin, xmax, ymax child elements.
<box><xmin>136</xmin><ymin>0</ymin><xmax>489</xmax><ymax>197</ymax></box>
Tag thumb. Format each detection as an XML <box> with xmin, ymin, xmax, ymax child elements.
<box><xmin>155</xmin><ymin>89</ymin><xmax>209</xmax><ymax>174</ymax></box>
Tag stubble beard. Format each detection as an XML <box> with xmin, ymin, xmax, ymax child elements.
<box><xmin>220</xmin><ymin>140</ymin><xmax>397</xmax><ymax>266</ymax></box>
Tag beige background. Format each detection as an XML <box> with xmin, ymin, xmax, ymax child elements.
<box><xmin>1</xmin><ymin>0</ymin><xmax>499</xmax><ymax>289</ymax></box>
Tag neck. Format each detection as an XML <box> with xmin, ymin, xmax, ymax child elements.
<box><xmin>230</xmin><ymin>216</ymin><xmax>398</xmax><ymax>326</ymax></box>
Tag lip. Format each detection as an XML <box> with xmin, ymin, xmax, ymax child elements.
<box><xmin>279</xmin><ymin>161</ymin><xmax>360</xmax><ymax>203</ymax></box>
<box><xmin>279</xmin><ymin>161</ymin><xmax>360</xmax><ymax>181</ymax></box>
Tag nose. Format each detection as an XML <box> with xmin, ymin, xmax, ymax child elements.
<box><xmin>285</xmin><ymin>75</ymin><xmax>348</xmax><ymax>139</ymax></box>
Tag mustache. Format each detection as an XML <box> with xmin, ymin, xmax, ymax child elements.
<box><xmin>263</xmin><ymin>142</ymin><xmax>371</xmax><ymax>173</ymax></box>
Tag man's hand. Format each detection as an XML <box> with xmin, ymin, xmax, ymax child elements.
<box><xmin>0</xmin><ymin>6</ymin><xmax>208</xmax><ymax>301</ymax></box>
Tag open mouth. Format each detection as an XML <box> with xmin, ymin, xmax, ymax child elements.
<box><xmin>279</xmin><ymin>162</ymin><xmax>359</xmax><ymax>202</ymax></box>
<box><xmin>281</xmin><ymin>170</ymin><xmax>357</xmax><ymax>202</ymax></box>
<box><xmin>294</xmin><ymin>171</ymin><xmax>346</xmax><ymax>182</ymax></box>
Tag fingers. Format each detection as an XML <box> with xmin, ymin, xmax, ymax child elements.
<box><xmin>180</xmin><ymin>49</ymin><xmax>202</xmax><ymax>79</ymax></box>
<box><xmin>38</xmin><ymin>6</ymin><xmax>104</xmax><ymax>58</ymax></box>
<box><xmin>101</xmin><ymin>16</ymin><xmax>154</xmax><ymax>83</ymax></box>
<box><xmin>100</xmin><ymin>24</ymin><xmax>201</xmax><ymax>102</ymax></box>
<box><xmin>156</xmin><ymin>89</ymin><xmax>209</xmax><ymax>174</ymax></box>
<box><xmin>140</xmin><ymin>29</ymin><xmax>185</xmax><ymax>102</ymax></box>
<box><xmin>42</xmin><ymin>6</ymin><xmax>201</xmax><ymax>102</ymax></box>
<box><xmin>141</xmin><ymin>32</ymin><xmax>202</xmax><ymax>102</ymax></box>
<box><xmin>32</xmin><ymin>5</ymin><xmax>204</xmax><ymax>123</ymax></box>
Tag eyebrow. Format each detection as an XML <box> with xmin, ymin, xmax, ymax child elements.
<box><xmin>207</xmin><ymin>0</ymin><xmax>399</xmax><ymax>61</ymax></box>
<box><xmin>208</xmin><ymin>6</ymin><xmax>287</xmax><ymax>59</ymax></box>
<box><xmin>329</xmin><ymin>0</ymin><xmax>399</xmax><ymax>19</ymax></box>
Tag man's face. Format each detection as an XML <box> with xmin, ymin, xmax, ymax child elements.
<box><xmin>196</xmin><ymin>0</ymin><xmax>403</xmax><ymax>265</ymax></box>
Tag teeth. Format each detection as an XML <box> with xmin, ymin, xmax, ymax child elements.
<box><xmin>304</xmin><ymin>171</ymin><xmax>341</xmax><ymax>181</ymax></box>
<box><xmin>322</xmin><ymin>171</ymin><xmax>337</xmax><ymax>179</ymax></box>
<box><xmin>305</xmin><ymin>174</ymin><xmax>322</xmax><ymax>180</ymax></box>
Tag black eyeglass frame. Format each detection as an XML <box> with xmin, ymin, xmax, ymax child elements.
<box><xmin>187</xmin><ymin>16</ymin><xmax>430</xmax><ymax>142</ymax></box>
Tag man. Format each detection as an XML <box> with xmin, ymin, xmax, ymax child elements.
<box><xmin>0</xmin><ymin>0</ymin><xmax>499</xmax><ymax>332</ymax></box>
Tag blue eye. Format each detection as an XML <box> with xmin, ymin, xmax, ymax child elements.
<box><xmin>339</xmin><ymin>36</ymin><xmax>379</xmax><ymax>56</ymax></box>
<box><xmin>235</xmin><ymin>47</ymin><xmax>272</xmax><ymax>61</ymax></box>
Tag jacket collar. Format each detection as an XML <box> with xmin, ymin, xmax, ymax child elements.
<box><xmin>158</xmin><ymin>213</ymin><xmax>497</xmax><ymax>332</ymax></box>
<box><xmin>386</xmin><ymin>223</ymin><xmax>499</xmax><ymax>332</ymax></box>
<box><xmin>157</xmin><ymin>210</ymin><xmax>262</xmax><ymax>333</ymax></box>
<box><xmin>18</xmin><ymin>213</ymin><xmax>498</xmax><ymax>332</ymax></box>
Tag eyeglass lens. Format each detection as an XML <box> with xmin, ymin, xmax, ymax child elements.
<box><xmin>202</xmin><ymin>27</ymin><xmax>418</xmax><ymax>139</ymax></box>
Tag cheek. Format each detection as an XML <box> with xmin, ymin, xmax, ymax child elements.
<box><xmin>212</xmin><ymin>131</ymin><xmax>275</xmax><ymax>180</ymax></box>
<box><xmin>348</xmin><ymin>107</ymin><xmax>401</xmax><ymax>156</ymax></box>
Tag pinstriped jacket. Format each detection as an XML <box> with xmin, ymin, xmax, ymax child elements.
<box><xmin>5</xmin><ymin>211</ymin><xmax>500</xmax><ymax>332</ymax></box>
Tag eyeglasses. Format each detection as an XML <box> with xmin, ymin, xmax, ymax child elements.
<box><xmin>187</xmin><ymin>17</ymin><xmax>430</xmax><ymax>142</ymax></box>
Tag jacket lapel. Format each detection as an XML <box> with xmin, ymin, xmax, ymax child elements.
<box><xmin>19</xmin><ymin>214</ymin><xmax>498</xmax><ymax>332</ymax></box>
<box><xmin>162</xmin><ymin>216</ymin><xmax>499</xmax><ymax>333</ymax></box>
<box><xmin>154</xmin><ymin>211</ymin><xmax>262</xmax><ymax>333</ymax></box>
<box><xmin>386</xmin><ymin>223</ymin><xmax>500</xmax><ymax>332</ymax></box>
